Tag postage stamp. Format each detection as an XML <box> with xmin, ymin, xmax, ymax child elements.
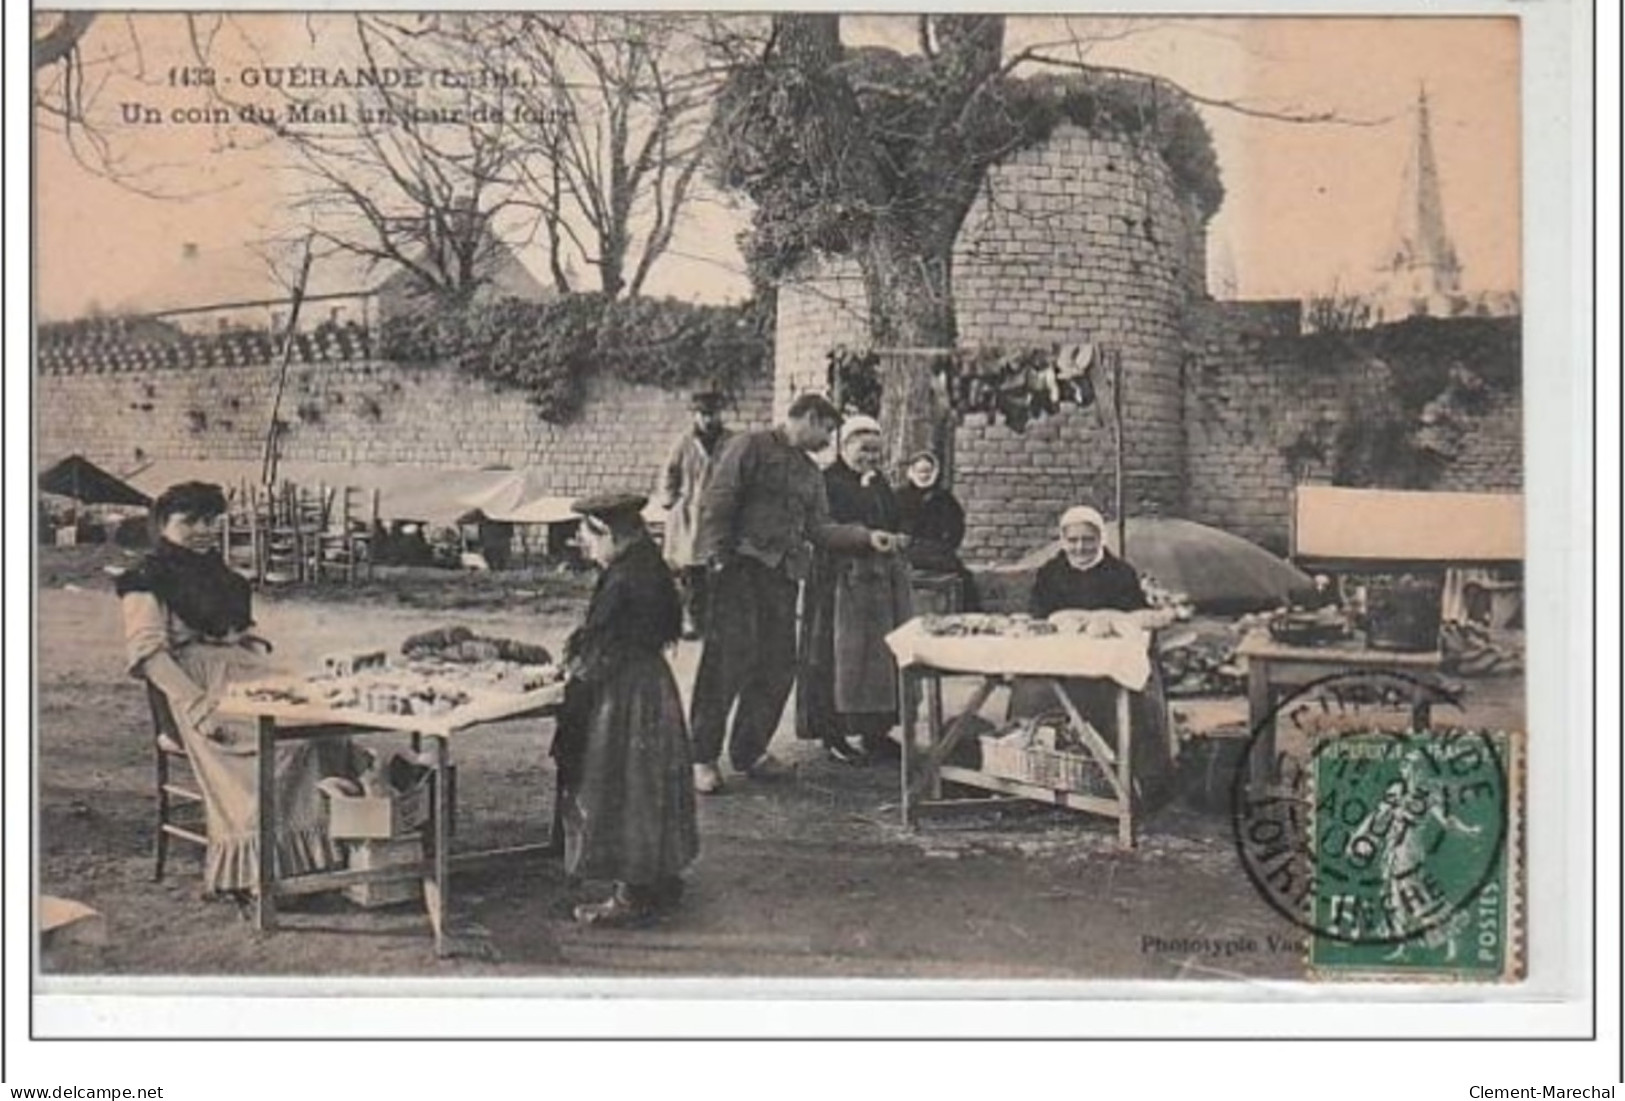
<box><xmin>1306</xmin><ymin>727</ymin><xmax>1524</xmax><ymax>979</ymax></box>
<box><xmin>1231</xmin><ymin>670</ymin><xmax>1525</xmax><ymax>981</ymax></box>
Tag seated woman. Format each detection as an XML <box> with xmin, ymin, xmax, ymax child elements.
<box><xmin>796</xmin><ymin>416</ymin><xmax>913</xmax><ymax>764</ymax></box>
<box><xmin>551</xmin><ymin>493</ymin><xmax>699</xmax><ymax>927</ymax></box>
<box><xmin>116</xmin><ymin>482</ymin><xmax>354</xmax><ymax>903</ymax></box>
<box><xmin>1009</xmin><ymin>505</ymin><xmax>1174</xmax><ymax>807</ymax></box>
<box><xmin>895</xmin><ymin>450</ymin><xmax>978</xmax><ymax>612</ymax></box>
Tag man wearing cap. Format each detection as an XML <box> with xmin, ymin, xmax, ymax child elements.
<box><xmin>655</xmin><ymin>391</ymin><xmax>733</xmax><ymax>640</ymax></box>
<box><xmin>688</xmin><ymin>393</ymin><xmax>898</xmax><ymax>793</ymax></box>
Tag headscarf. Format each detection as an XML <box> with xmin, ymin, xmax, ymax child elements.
<box><xmin>841</xmin><ymin>414</ymin><xmax>881</xmax><ymax>439</ymax></box>
<box><xmin>1058</xmin><ymin>505</ymin><xmax>1107</xmax><ymax>571</ymax></box>
<box><xmin>906</xmin><ymin>449</ymin><xmax>941</xmax><ymax>490</ymax></box>
<box><xmin>840</xmin><ymin>415</ymin><xmax>884</xmax><ymax>485</ymax></box>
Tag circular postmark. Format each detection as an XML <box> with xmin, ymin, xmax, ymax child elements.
<box><xmin>1229</xmin><ymin>670</ymin><xmax>1508</xmax><ymax>948</ymax></box>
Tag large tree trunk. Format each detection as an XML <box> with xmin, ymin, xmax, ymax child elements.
<box><xmin>860</xmin><ymin>223</ymin><xmax>958</xmax><ymax>486</ymax></box>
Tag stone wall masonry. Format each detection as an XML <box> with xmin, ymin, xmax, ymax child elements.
<box><xmin>1182</xmin><ymin>301</ymin><xmax>1525</xmax><ymax>553</ymax></box>
<box><xmin>776</xmin><ymin>126</ymin><xmax>1209</xmax><ymax>562</ymax></box>
<box><xmin>38</xmin><ymin>358</ymin><xmax>775</xmax><ymax>497</ymax></box>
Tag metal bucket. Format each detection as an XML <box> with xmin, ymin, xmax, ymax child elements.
<box><xmin>1365</xmin><ymin>575</ymin><xmax>1444</xmax><ymax>652</ymax></box>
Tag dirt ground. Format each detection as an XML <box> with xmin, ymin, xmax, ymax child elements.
<box><xmin>33</xmin><ymin>546</ymin><xmax>1524</xmax><ymax>983</ymax></box>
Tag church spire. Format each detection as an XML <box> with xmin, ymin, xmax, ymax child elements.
<box><xmin>1378</xmin><ymin>84</ymin><xmax>1462</xmax><ymax>299</ymax></box>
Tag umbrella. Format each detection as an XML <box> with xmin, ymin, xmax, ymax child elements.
<box><xmin>39</xmin><ymin>455</ymin><xmax>150</xmax><ymax>508</ymax></box>
<box><xmin>1017</xmin><ymin>516</ymin><xmax>1314</xmax><ymax>612</ymax></box>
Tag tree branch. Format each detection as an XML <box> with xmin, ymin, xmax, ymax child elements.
<box><xmin>33</xmin><ymin>12</ymin><xmax>98</xmax><ymax>69</ymax></box>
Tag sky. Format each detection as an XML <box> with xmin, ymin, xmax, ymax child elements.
<box><xmin>33</xmin><ymin>13</ymin><xmax>1519</xmax><ymax>320</ymax></box>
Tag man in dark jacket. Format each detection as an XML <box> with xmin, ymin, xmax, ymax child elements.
<box><xmin>688</xmin><ymin>394</ymin><xmax>895</xmax><ymax>793</ymax></box>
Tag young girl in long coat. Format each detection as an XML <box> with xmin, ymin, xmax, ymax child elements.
<box><xmin>551</xmin><ymin>493</ymin><xmax>699</xmax><ymax>926</ymax></box>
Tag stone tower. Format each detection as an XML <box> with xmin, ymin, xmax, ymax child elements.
<box><xmin>774</xmin><ymin>123</ymin><xmax>1215</xmax><ymax>562</ymax></box>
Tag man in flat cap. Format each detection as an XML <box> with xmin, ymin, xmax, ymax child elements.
<box><xmin>655</xmin><ymin>391</ymin><xmax>734</xmax><ymax>640</ymax></box>
<box><xmin>688</xmin><ymin>393</ymin><xmax>899</xmax><ymax>793</ymax></box>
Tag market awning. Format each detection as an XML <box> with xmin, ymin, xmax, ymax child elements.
<box><xmin>1293</xmin><ymin>486</ymin><xmax>1524</xmax><ymax>567</ymax></box>
<box><xmin>122</xmin><ymin>459</ymin><xmax>508</xmax><ymax>526</ymax></box>
<box><xmin>39</xmin><ymin>455</ymin><xmax>150</xmax><ymax>507</ymax></box>
<box><xmin>458</xmin><ymin>469</ymin><xmax>666</xmax><ymax>526</ymax></box>
<box><xmin>119</xmin><ymin>459</ymin><xmax>667</xmax><ymax>528</ymax></box>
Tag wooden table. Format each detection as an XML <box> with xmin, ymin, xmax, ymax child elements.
<box><xmin>214</xmin><ymin>684</ymin><xmax>564</xmax><ymax>957</ymax></box>
<box><xmin>1234</xmin><ymin>631</ymin><xmax>1444</xmax><ymax>785</ymax></box>
<box><xmin>887</xmin><ymin>620</ymin><xmax>1155</xmax><ymax>849</ymax></box>
<box><xmin>898</xmin><ymin>666</ymin><xmax>1139</xmax><ymax>848</ymax></box>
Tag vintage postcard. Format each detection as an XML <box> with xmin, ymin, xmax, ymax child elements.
<box><xmin>30</xmin><ymin>7</ymin><xmax>1556</xmax><ymax>1011</ymax></box>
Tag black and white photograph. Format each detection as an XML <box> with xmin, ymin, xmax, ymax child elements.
<box><xmin>12</xmin><ymin>0</ymin><xmax>1610</xmax><ymax>1074</ymax></box>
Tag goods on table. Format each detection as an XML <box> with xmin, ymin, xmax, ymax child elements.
<box><xmin>228</xmin><ymin>627</ymin><xmax>563</xmax><ymax>719</ymax></box>
<box><xmin>1440</xmin><ymin>620</ymin><xmax>1523</xmax><ymax>677</ymax></box>
<box><xmin>323</xmin><ymin>650</ymin><xmax>388</xmax><ymax>677</ymax></box>
<box><xmin>1157</xmin><ymin>623</ymin><xmax>1248</xmax><ymax>699</ymax></box>
<box><xmin>918</xmin><ymin>609</ymin><xmax>1171</xmax><ymax>640</ymax></box>
<box><xmin>1267</xmin><ymin>605</ymin><xmax>1352</xmax><ymax>648</ymax></box>
<box><xmin>1139</xmin><ymin>574</ymin><xmax>1196</xmax><ymax>622</ymax></box>
<box><xmin>400</xmin><ymin>625</ymin><xmax>553</xmax><ymax>667</ymax></box>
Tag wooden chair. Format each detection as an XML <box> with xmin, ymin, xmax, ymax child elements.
<box><xmin>147</xmin><ymin>682</ymin><xmax>207</xmax><ymax>882</ymax></box>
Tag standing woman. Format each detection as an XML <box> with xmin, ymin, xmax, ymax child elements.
<box><xmin>115</xmin><ymin>482</ymin><xmax>354</xmax><ymax>902</ymax></box>
<box><xmin>552</xmin><ymin>493</ymin><xmax>699</xmax><ymax>926</ymax></box>
<box><xmin>796</xmin><ymin>416</ymin><xmax>913</xmax><ymax>764</ymax></box>
<box><xmin>895</xmin><ymin>449</ymin><xmax>978</xmax><ymax>612</ymax></box>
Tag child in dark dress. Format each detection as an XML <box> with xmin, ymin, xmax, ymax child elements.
<box><xmin>552</xmin><ymin>493</ymin><xmax>699</xmax><ymax>926</ymax></box>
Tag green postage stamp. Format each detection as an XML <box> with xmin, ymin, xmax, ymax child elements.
<box><xmin>1307</xmin><ymin>727</ymin><xmax>1525</xmax><ymax>980</ymax></box>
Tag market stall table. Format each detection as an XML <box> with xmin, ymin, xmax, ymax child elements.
<box><xmin>214</xmin><ymin>683</ymin><xmax>565</xmax><ymax>958</ymax></box>
<box><xmin>1235</xmin><ymin>630</ymin><xmax>1444</xmax><ymax>785</ymax></box>
<box><xmin>885</xmin><ymin>618</ymin><xmax>1157</xmax><ymax>849</ymax></box>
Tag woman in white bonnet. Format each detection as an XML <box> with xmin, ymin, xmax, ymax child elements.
<box><xmin>1010</xmin><ymin>503</ymin><xmax>1174</xmax><ymax>806</ymax></box>
<box><xmin>1030</xmin><ymin>505</ymin><xmax>1148</xmax><ymax>615</ymax></box>
<box><xmin>796</xmin><ymin>415</ymin><xmax>913</xmax><ymax>763</ymax></box>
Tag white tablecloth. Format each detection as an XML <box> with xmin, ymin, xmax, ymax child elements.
<box><xmin>885</xmin><ymin>618</ymin><xmax>1152</xmax><ymax>692</ymax></box>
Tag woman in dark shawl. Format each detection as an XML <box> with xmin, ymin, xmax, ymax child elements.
<box><xmin>895</xmin><ymin>450</ymin><xmax>978</xmax><ymax>612</ymax></box>
<box><xmin>795</xmin><ymin>417</ymin><xmax>913</xmax><ymax>764</ymax></box>
<box><xmin>1009</xmin><ymin>506</ymin><xmax>1174</xmax><ymax>808</ymax></box>
<box><xmin>115</xmin><ymin>482</ymin><xmax>353</xmax><ymax>900</ymax></box>
<box><xmin>553</xmin><ymin>493</ymin><xmax>699</xmax><ymax>926</ymax></box>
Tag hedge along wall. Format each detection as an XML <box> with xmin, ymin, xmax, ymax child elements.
<box><xmin>37</xmin><ymin>357</ymin><xmax>775</xmax><ymax>501</ymax></box>
<box><xmin>775</xmin><ymin>125</ymin><xmax>1211</xmax><ymax>563</ymax></box>
<box><xmin>1183</xmin><ymin>306</ymin><xmax>1524</xmax><ymax>554</ymax></box>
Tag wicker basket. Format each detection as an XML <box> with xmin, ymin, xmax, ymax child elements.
<box><xmin>979</xmin><ymin>735</ymin><xmax>1109</xmax><ymax>795</ymax></box>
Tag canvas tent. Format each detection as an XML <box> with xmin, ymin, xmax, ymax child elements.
<box><xmin>124</xmin><ymin>460</ymin><xmax>503</xmax><ymax>527</ymax></box>
<box><xmin>39</xmin><ymin>455</ymin><xmax>150</xmax><ymax>508</ymax></box>
<box><xmin>458</xmin><ymin>469</ymin><xmax>664</xmax><ymax>526</ymax></box>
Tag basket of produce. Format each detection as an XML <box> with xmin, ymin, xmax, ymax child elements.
<box><xmin>978</xmin><ymin>712</ymin><xmax>1110</xmax><ymax>796</ymax></box>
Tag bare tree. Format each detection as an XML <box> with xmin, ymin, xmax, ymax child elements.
<box><xmin>445</xmin><ymin>13</ymin><xmax>727</xmax><ymax>298</ymax></box>
<box><xmin>235</xmin><ymin>15</ymin><xmax>541</xmax><ymax>305</ymax></box>
<box><xmin>32</xmin><ymin>12</ymin><xmax>98</xmax><ymax>70</ymax></box>
<box><xmin>33</xmin><ymin>13</ymin><xmax>279</xmax><ymax>195</ymax></box>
